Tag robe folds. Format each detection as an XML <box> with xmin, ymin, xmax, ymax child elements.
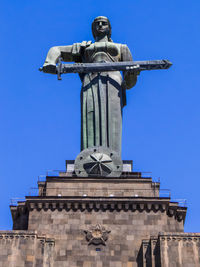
<box><xmin>81</xmin><ymin>71</ymin><xmax>123</xmax><ymax>154</ymax></box>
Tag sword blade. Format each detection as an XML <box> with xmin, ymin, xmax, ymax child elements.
<box><xmin>60</xmin><ymin>60</ymin><xmax>172</xmax><ymax>74</ymax></box>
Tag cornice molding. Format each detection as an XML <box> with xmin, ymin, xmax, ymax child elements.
<box><xmin>10</xmin><ymin>197</ymin><xmax>186</xmax><ymax>222</ymax></box>
<box><xmin>0</xmin><ymin>231</ymin><xmax>55</xmax><ymax>245</ymax></box>
<box><xmin>158</xmin><ymin>233</ymin><xmax>200</xmax><ymax>242</ymax></box>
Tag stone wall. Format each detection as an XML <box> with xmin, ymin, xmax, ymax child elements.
<box><xmin>27</xmin><ymin>208</ymin><xmax>183</xmax><ymax>266</ymax></box>
<box><xmin>41</xmin><ymin>176</ymin><xmax>160</xmax><ymax>198</ymax></box>
<box><xmin>1</xmin><ymin>228</ymin><xmax>199</xmax><ymax>266</ymax></box>
<box><xmin>159</xmin><ymin>233</ymin><xmax>200</xmax><ymax>267</ymax></box>
<box><xmin>3</xmin><ymin>171</ymin><xmax>197</xmax><ymax>266</ymax></box>
<box><xmin>0</xmin><ymin>231</ymin><xmax>54</xmax><ymax>267</ymax></box>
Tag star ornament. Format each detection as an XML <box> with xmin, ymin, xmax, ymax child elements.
<box><xmin>84</xmin><ymin>224</ymin><xmax>111</xmax><ymax>245</ymax></box>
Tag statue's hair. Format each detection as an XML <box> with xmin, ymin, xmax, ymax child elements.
<box><xmin>92</xmin><ymin>16</ymin><xmax>112</xmax><ymax>41</ymax></box>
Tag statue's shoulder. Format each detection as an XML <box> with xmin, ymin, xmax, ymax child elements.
<box><xmin>119</xmin><ymin>43</ymin><xmax>132</xmax><ymax>54</ymax></box>
<box><xmin>110</xmin><ymin>42</ymin><xmax>127</xmax><ymax>46</ymax></box>
<box><xmin>109</xmin><ymin>42</ymin><xmax>129</xmax><ymax>51</ymax></box>
<box><xmin>119</xmin><ymin>43</ymin><xmax>129</xmax><ymax>49</ymax></box>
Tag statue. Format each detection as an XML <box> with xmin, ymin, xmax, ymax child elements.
<box><xmin>42</xmin><ymin>16</ymin><xmax>138</xmax><ymax>155</ymax></box>
<box><xmin>41</xmin><ymin>16</ymin><xmax>171</xmax><ymax>177</ymax></box>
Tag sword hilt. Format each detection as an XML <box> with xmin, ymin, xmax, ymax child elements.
<box><xmin>57</xmin><ymin>57</ymin><xmax>63</xmax><ymax>80</ymax></box>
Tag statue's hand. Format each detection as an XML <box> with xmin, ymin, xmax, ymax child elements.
<box><xmin>128</xmin><ymin>69</ymin><xmax>140</xmax><ymax>76</ymax></box>
<box><xmin>123</xmin><ymin>70</ymin><xmax>139</xmax><ymax>90</ymax></box>
<box><xmin>42</xmin><ymin>63</ymin><xmax>57</xmax><ymax>74</ymax></box>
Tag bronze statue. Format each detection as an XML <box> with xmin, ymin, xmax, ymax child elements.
<box><xmin>41</xmin><ymin>16</ymin><xmax>171</xmax><ymax>177</ymax></box>
<box><xmin>42</xmin><ymin>16</ymin><xmax>138</xmax><ymax>156</ymax></box>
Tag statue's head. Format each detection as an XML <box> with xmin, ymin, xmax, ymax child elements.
<box><xmin>92</xmin><ymin>16</ymin><xmax>112</xmax><ymax>41</ymax></box>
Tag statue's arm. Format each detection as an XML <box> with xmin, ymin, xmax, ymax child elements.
<box><xmin>43</xmin><ymin>44</ymin><xmax>81</xmax><ymax>73</ymax></box>
<box><xmin>121</xmin><ymin>45</ymin><xmax>138</xmax><ymax>89</ymax></box>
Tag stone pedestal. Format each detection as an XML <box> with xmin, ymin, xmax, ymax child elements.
<box><xmin>1</xmin><ymin>160</ymin><xmax>200</xmax><ymax>266</ymax></box>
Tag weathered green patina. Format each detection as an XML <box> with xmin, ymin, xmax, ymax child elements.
<box><xmin>42</xmin><ymin>16</ymin><xmax>138</xmax><ymax>156</ymax></box>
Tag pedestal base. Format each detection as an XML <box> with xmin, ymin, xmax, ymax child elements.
<box><xmin>1</xmin><ymin>159</ymin><xmax>199</xmax><ymax>266</ymax></box>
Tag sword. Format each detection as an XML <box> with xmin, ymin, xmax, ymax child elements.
<box><xmin>39</xmin><ymin>59</ymin><xmax>172</xmax><ymax>80</ymax></box>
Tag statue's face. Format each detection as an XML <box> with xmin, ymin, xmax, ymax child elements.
<box><xmin>93</xmin><ymin>18</ymin><xmax>110</xmax><ymax>39</ymax></box>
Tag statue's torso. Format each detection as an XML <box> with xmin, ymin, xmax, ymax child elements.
<box><xmin>83</xmin><ymin>42</ymin><xmax>121</xmax><ymax>63</ymax></box>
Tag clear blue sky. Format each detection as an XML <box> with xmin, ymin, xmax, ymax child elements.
<box><xmin>0</xmin><ymin>0</ymin><xmax>200</xmax><ymax>232</ymax></box>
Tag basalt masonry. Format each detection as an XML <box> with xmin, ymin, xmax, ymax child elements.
<box><xmin>1</xmin><ymin>161</ymin><xmax>199</xmax><ymax>266</ymax></box>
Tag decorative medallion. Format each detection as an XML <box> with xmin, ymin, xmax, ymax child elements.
<box><xmin>83</xmin><ymin>153</ymin><xmax>112</xmax><ymax>176</ymax></box>
<box><xmin>84</xmin><ymin>224</ymin><xmax>111</xmax><ymax>245</ymax></box>
<box><xmin>74</xmin><ymin>146</ymin><xmax>122</xmax><ymax>177</ymax></box>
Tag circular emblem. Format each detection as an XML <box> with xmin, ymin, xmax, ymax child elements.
<box><xmin>74</xmin><ymin>146</ymin><xmax>122</xmax><ymax>177</ymax></box>
<box><xmin>84</xmin><ymin>224</ymin><xmax>111</xmax><ymax>246</ymax></box>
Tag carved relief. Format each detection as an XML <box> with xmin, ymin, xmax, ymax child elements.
<box><xmin>84</xmin><ymin>224</ymin><xmax>110</xmax><ymax>245</ymax></box>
